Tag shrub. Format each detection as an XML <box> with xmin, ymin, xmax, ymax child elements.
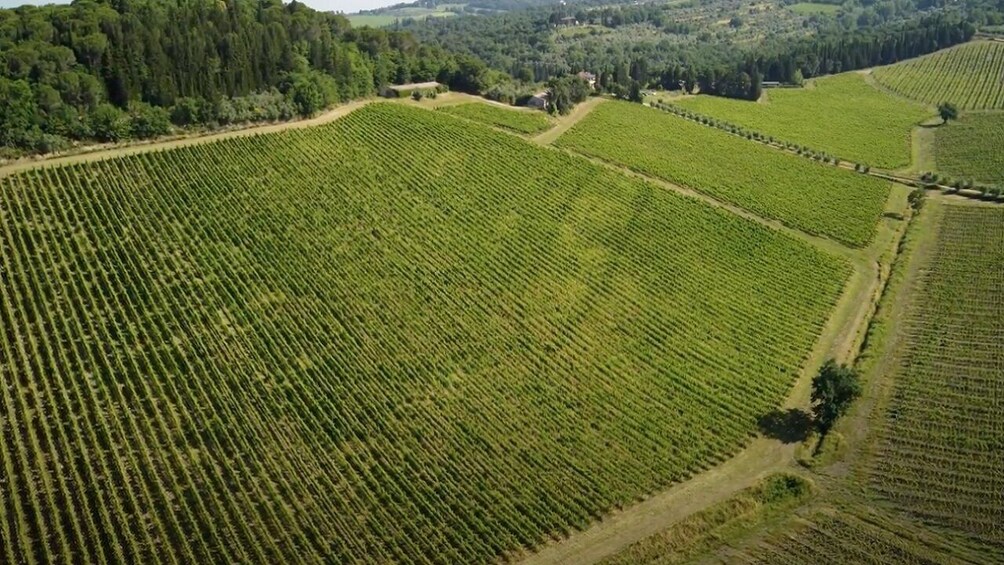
<box><xmin>89</xmin><ymin>103</ymin><xmax>130</xmax><ymax>142</ymax></box>
<box><xmin>129</xmin><ymin>102</ymin><xmax>171</xmax><ymax>139</ymax></box>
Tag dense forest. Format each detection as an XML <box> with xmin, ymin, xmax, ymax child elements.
<box><xmin>0</xmin><ymin>0</ymin><xmax>500</xmax><ymax>155</ymax></box>
<box><xmin>1</xmin><ymin>0</ymin><xmax>1000</xmax><ymax>155</ymax></box>
<box><xmin>404</xmin><ymin>0</ymin><xmax>987</xmax><ymax>101</ymax></box>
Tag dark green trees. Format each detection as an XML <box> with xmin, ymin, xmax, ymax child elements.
<box><xmin>0</xmin><ymin>0</ymin><xmax>468</xmax><ymax>155</ymax></box>
<box><xmin>938</xmin><ymin>102</ymin><xmax>959</xmax><ymax>124</ymax></box>
<box><xmin>545</xmin><ymin>76</ymin><xmax>590</xmax><ymax>115</ymax></box>
<box><xmin>811</xmin><ymin>360</ymin><xmax>862</xmax><ymax>433</ymax></box>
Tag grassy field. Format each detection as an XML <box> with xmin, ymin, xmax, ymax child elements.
<box><xmin>872</xmin><ymin>41</ymin><xmax>1004</xmax><ymax>110</ymax></box>
<box><xmin>867</xmin><ymin>203</ymin><xmax>1004</xmax><ymax>550</ymax></box>
<box><xmin>439</xmin><ymin>102</ymin><xmax>553</xmax><ymax>134</ymax></box>
<box><xmin>934</xmin><ymin>112</ymin><xmax>1004</xmax><ymax>185</ymax></box>
<box><xmin>555</xmin><ymin>101</ymin><xmax>892</xmax><ymax>247</ymax></box>
<box><xmin>346</xmin><ymin>14</ymin><xmax>400</xmax><ymax>27</ymax></box>
<box><xmin>788</xmin><ymin>2</ymin><xmax>842</xmax><ymax>15</ymax></box>
<box><xmin>348</xmin><ymin>5</ymin><xmax>461</xmax><ymax>27</ymax></box>
<box><xmin>675</xmin><ymin>73</ymin><xmax>931</xmax><ymax>168</ymax></box>
<box><xmin>0</xmin><ymin>103</ymin><xmax>851</xmax><ymax>564</ymax></box>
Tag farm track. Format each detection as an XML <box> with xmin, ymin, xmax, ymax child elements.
<box><xmin>532</xmin><ymin>97</ymin><xmax>608</xmax><ymax>145</ymax></box>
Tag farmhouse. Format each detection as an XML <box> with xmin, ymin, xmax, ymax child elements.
<box><xmin>527</xmin><ymin>91</ymin><xmax>548</xmax><ymax>109</ymax></box>
<box><xmin>381</xmin><ymin>81</ymin><xmax>441</xmax><ymax>98</ymax></box>
<box><xmin>577</xmin><ymin>71</ymin><xmax>597</xmax><ymax>88</ymax></box>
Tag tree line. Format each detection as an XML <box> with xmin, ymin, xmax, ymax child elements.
<box><xmin>0</xmin><ymin>0</ymin><xmax>500</xmax><ymax>156</ymax></box>
<box><xmin>406</xmin><ymin>0</ymin><xmax>986</xmax><ymax>103</ymax></box>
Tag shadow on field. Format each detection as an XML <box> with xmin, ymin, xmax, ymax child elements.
<box><xmin>757</xmin><ymin>409</ymin><xmax>813</xmax><ymax>444</ymax></box>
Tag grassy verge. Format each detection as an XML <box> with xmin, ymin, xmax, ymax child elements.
<box><xmin>599</xmin><ymin>474</ymin><xmax>814</xmax><ymax>564</ymax></box>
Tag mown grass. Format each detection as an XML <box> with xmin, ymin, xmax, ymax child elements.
<box><xmin>601</xmin><ymin>474</ymin><xmax>813</xmax><ymax>564</ymax></box>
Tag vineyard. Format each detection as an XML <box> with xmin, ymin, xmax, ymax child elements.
<box><xmin>438</xmin><ymin>102</ymin><xmax>553</xmax><ymax>134</ymax></box>
<box><xmin>0</xmin><ymin>102</ymin><xmax>851</xmax><ymax>564</ymax></box>
<box><xmin>867</xmin><ymin>203</ymin><xmax>1004</xmax><ymax>550</ymax></box>
<box><xmin>872</xmin><ymin>41</ymin><xmax>1004</xmax><ymax>110</ymax></box>
<box><xmin>735</xmin><ymin>508</ymin><xmax>965</xmax><ymax>563</ymax></box>
<box><xmin>935</xmin><ymin>112</ymin><xmax>1004</xmax><ymax>185</ymax></box>
<box><xmin>674</xmin><ymin>73</ymin><xmax>930</xmax><ymax>168</ymax></box>
<box><xmin>555</xmin><ymin>100</ymin><xmax>891</xmax><ymax>247</ymax></box>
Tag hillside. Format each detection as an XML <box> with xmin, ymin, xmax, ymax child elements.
<box><xmin>934</xmin><ymin>113</ymin><xmax>1004</xmax><ymax>186</ymax></box>
<box><xmin>674</xmin><ymin>73</ymin><xmax>931</xmax><ymax>169</ymax></box>
<box><xmin>872</xmin><ymin>41</ymin><xmax>1004</xmax><ymax>110</ymax></box>
<box><xmin>721</xmin><ymin>201</ymin><xmax>1004</xmax><ymax>564</ymax></box>
<box><xmin>555</xmin><ymin>100</ymin><xmax>893</xmax><ymax>246</ymax></box>
<box><xmin>0</xmin><ymin>103</ymin><xmax>851</xmax><ymax>563</ymax></box>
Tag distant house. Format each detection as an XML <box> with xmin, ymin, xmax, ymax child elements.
<box><xmin>761</xmin><ymin>81</ymin><xmax>782</xmax><ymax>88</ymax></box>
<box><xmin>558</xmin><ymin>16</ymin><xmax>578</xmax><ymax>26</ymax></box>
<box><xmin>381</xmin><ymin>81</ymin><xmax>441</xmax><ymax>98</ymax></box>
<box><xmin>527</xmin><ymin>92</ymin><xmax>548</xmax><ymax>110</ymax></box>
<box><xmin>576</xmin><ymin>71</ymin><xmax>597</xmax><ymax>89</ymax></box>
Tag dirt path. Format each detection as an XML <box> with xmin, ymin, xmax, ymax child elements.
<box><xmin>0</xmin><ymin>96</ymin><xmax>393</xmax><ymax>178</ymax></box>
<box><xmin>532</xmin><ymin>97</ymin><xmax>607</xmax><ymax>145</ymax></box>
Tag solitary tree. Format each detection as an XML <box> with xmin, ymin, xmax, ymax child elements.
<box><xmin>907</xmin><ymin>188</ymin><xmax>926</xmax><ymax>212</ymax></box>
<box><xmin>937</xmin><ymin>102</ymin><xmax>958</xmax><ymax>124</ymax></box>
<box><xmin>811</xmin><ymin>360</ymin><xmax>862</xmax><ymax>433</ymax></box>
<box><xmin>628</xmin><ymin>81</ymin><xmax>643</xmax><ymax>103</ymax></box>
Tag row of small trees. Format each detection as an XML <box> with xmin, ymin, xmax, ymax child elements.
<box><xmin>919</xmin><ymin>172</ymin><xmax>1004</xmax><ymax>201</ymax></box>
<box><xmin>650</xmin><ymin>100</ymin><xmax>855</xmax><ymax>169</ymax></box>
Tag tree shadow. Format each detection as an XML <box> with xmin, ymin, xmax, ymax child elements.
<box><xmin>757</xmin><ymin>408</ymin><xmax>814</xmax><ymax>444</ymax></box>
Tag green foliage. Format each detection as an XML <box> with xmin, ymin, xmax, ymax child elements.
<box><xmin>937</xmin><ymin>102</ymin><xmax>959</xmax><ymax>124</ymax></box>
<box><xmin>0</xmin><ymin>78</ymin><xmax>40</xmax><ymax>148</ymax></box>
<box><xmin>934</xmin><ymin>113</ymin><xmax>1004</xmax><ymax>185</ymax></box>
<box><xmin>0</xmin><ymin>0</ymin><xmax>484</xmax><ymax>154</ymax></box>
<box><xmin>411</xmin><ymin>89</ymin><xmax>425</xmax><ymax>101</ymax></box>
<box><xmin>759</xmin><ymin>473</ymin><xmax>813</xmax><ymax>504</ymax></box>
<box><xmin>675</xmin><ymin>73</ymin><xmax>931</xmax><ymax>168</ymax></box>
<box><xmin>128</xmin><ymin>102</ymin><xmax>171</xmax><ymax>139</ymax></box>
<box><xmin>907</xmin><ymin>188</ymin><xmax>925</xmax><ymax>212</ymax></box>
<box><xmin>628</xmin><ymin>81</ymin><xmax>644</xmax><ymax>103</ymax></box>
<box><xmin>439</xmin><ymin>102</ymin><xmax>553</xmax><ymax>134</ymax></box>
<box><xmin>872</xmin><ymin>41</ymin><xmax>1004</xmax><ymax>110</ymax></box>
<box><xmin>0</xmin><ymin>103</ymin><xmax>849</xmax><ymax>563</ymax></box>
<box><xmin>556</xmin><ymin>101</ymin><xmax>891</xmax><ymax>247</ymax></box>
<box><xmin>546</xmin><ymin>75</ymin><xmax>590</xmax><ymax>115</ymax></box>
<box><xmin>810</xmin><ymin>359</ymin><xmax>862</xmax><ymax>433</ymax></box>
<box><xmin>169</xmin><ymin>97</ymin><xmax>206</xmax><ymax>127</ymax></box>
<box><xmin>88</xmin><ymin>103</ymin><xmax>130</xmax><ymax>142</ymax></box>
